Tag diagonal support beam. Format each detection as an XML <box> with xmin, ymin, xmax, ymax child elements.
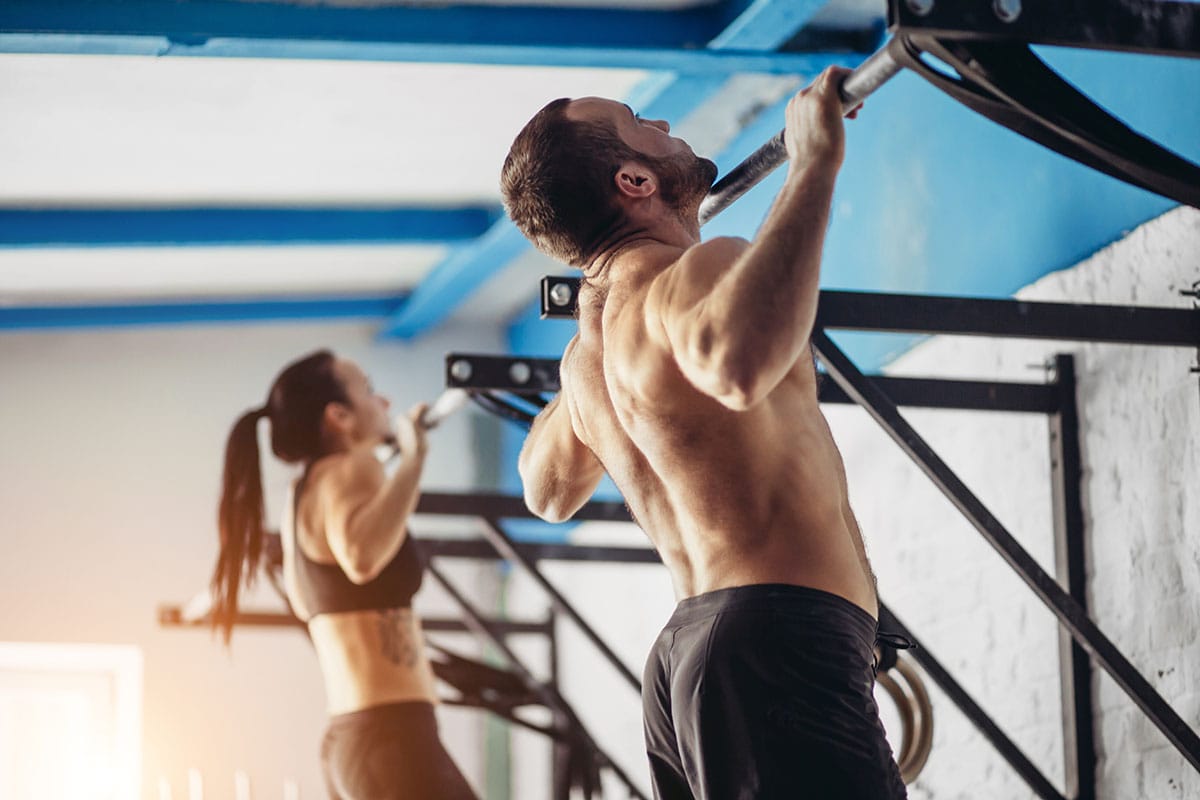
<box><xmin>425</xmin><ymin>559</ymin><xmax>649</xmax><ymax>800</ymax></box>
<box><xmin>810</xmin><ymin>328</ymin><xmax>1200</xmax><ymax>773</ymax></box>
<box><xmin>709</xmin><ymin>0</ymin><xmax>831</xmax><ymax>51</ymax></box>
<box><xmin>380</xmin><ymin>222</ymin><xmax>529</xmax><ymax>339</ymax></box>
<box><xmin>479</xmin><ymin>518</ymin><xmax>642</xmax><ymax>694</ymax></box>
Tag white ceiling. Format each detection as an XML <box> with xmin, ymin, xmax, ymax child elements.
<box><xmin>0</xmin><ymin>53</ymin><xmax>648</xmax><ymax>306</ymax></box>
<box><xmin>0</xmin><ymin>54</ymin><xmax>648</xmax><ymax>206</ymax></box>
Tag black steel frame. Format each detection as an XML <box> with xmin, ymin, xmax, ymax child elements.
<box><xmin>449</xmin><ymin>286</ymin><xmax>1200</xmax><ymax>798</ymax></box>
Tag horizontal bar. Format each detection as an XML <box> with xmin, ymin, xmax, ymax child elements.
<box><xmin>891</xmin><ymin>0</ymin><xmax>1200</xmax><ymax>59</ymax></box>
<box><xmin>820</xmin><ymin>374</ymin><xmax>1057</xmax><ymax>413</ymax></box>
<box><xmin>0</xmin><ymin>207</ymin><xmax>498</xmax><ymax>248</ymax></box>
<box><xmin>812</xmin><ymin>329</ymin><xmax>1200</xmax><ymax>771</ymax></box>
<box><xmin>540</xmin><ymin>278</ymin><xmax>1200</xmax><ymax>348</ymax></box>
<box><xmin>416</xmin><ymin>492</ymin><xmax>633</xmax><ymax>523</ymax></box>
<box><xmin>0</xmin><ymin>294</ymin><xmax>407</xmax><ymax>332</ymax></box>
<box><xmin>446</xmin><ymin>353</ymin><xmax>563</xmax><ymax>392</ymax></box>
<box><xmin>815</xmin><ymin>290</ymin><xmax>1200</xmax><ymax>347</ymax></box>
<box><xmin>445</xmin><ymin>352</ymin><xmax>1058</xmax><ymax>413</ymax></box>
<box><xmin>421</xmin><ymin>536</ymin><xmax>659</xmax><ymax>565</ymax></box>
<box><xmin>0</xmin><ymin>34</ymin><xmax>862</xmax><ymax>76</ymax></box>
<box><xmin>698</xmin><ymin>41</ymin><xmax>903</xmax><ymax>222</ymax></box>
<box><xmin>879</xmin><ymin>604</ymin><xmax>1068</xmax><ymax>800</ymax></box>
<box><xmin>157</xmin><ymin>605</ymin><xmax>552</xmax><ymax>636</ymax></box>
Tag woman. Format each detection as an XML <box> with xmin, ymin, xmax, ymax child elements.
<box><xmin>211</xmin><ymin>349</ymin><xmax>478</xmax><ymax>800</ymax></box>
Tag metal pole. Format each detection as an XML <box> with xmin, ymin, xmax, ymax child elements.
<box><xmin>425</xmin><ymin>560</ymin><xmax>649</xmax><ymax>800</ymax></box>
<box><xmin>1048</xmin><ymin>355</ymin><xmax>1097</xmax><ymax>800</ymax></box>
<box><xmin>698</xmin><ymin>40</ymin><xmax>903</xmax><ymax>224</ymax></box>
<box><xmin>878</xmin><ymin>605</ymin><xmax>1067</xmax><ymax>800</ymax></box>
<box><xmin>810</xmin><ymin>329</ymin><xmax>1200</xmax><ymax>772</ymax></box>
<box><xmin>480</xmin><ymin>518</ymin><xmax>643</xmax><ymax>694</ymax></box>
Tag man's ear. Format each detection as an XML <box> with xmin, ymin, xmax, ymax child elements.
<box><xmin>614</xmin><ymin>161</ymin><xmax>657</xmax><ymax>199</ymax></box>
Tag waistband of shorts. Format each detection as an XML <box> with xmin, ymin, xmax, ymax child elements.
<box><xmin>328</xmin><ymin>699</ymin><xmax>436</xmax><ymax>729</ymax></box>
<box><xmin>667</xmin><ymin>583</ymin><xmax>878</xmax><ymax>637</ymax></box>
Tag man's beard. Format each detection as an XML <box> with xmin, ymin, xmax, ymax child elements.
<box><xmin>653</xmin><ymin>151</ymin><xmax>719</xmax><ymax>215</ymax></box>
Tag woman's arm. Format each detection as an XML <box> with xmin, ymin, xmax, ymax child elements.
<box><xmin>323</xmin><ymin>404</ymin><xmax>429</xmax><ymax>584</ymax></box>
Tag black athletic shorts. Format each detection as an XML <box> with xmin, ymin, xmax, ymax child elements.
<box><xmin>320</xmin><ymin>701</ymin><xmax>478</xmax><ymax>800</ymax></box>
<box><xmin>642</xmin><ymin>584</ymin><xmax>908</xmax><ymax>800</ymax></box>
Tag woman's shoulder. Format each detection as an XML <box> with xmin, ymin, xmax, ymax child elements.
<box><xmin>310</xmin><ymin>446</ymin><xmax>386</xmax><ymax>499</ymax></box>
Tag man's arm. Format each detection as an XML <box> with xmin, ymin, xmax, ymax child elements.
<box><xmin>519</xmin><ymin>342</ymin><xmax>605</xmax><ymax>522</ymax></box>
<box><xmin>649</xmin><ymin>68</ymin><xmax>849</xmax><ymax>410</ymax></box>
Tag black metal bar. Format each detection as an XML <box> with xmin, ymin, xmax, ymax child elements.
<box><xmin>889</xmin><ymin>34</ymin><xmax>1200</xmax><ymax>209</ymax></box>
<box><xmin>156</xmin><ymin>604</ymin><xmax>552</xmax><ymax>636</ymax></box>
<box><xmin>447</xmin><ymin>353</ymin><xmax>562</xmax><ymax>393</ymax></box>
<box><xmin>549</xmin><ymin>609</ymin><xmax>572</xmax><ymax>800</ymax></box>
<box><xmin>878</xmin><ymin>604</ymin><xmax>1068</xmax><ymax>800</ymax></box>
<box><xmin>447</xmin><ymin>351</ymin><xmax>1059</xmax><ymax>413</ymax></box>
<box><xmin>815</xmin><ymin>291</ymin><xmax>1200</xmax><ymax>346</ymax></box>
<box><xmin>480</xmin><ymin>518</ymin><xmax>642</xmax><ymax>694</ymax></box>
<box><xmin>422</xmin><ymin>536</ymin><xmax>658</xmax><ymax>564</ymax></box>
<box><xmin>1048</xmin><ymin>355</ymin><xmax>1097</xmax><ymax>800</ymax></box>
<box><xmin>890</xmin><ymin>0</ymin><xmax>1200</xmax><ymax>58</ymax></box>
<box><xmin>811</xmin><ymin>329</ymin><xmax>1200</xmax><ymax>771</ymax></box>
<box><xmin>697</xmin><ymin>42</ymin><xmax>904</xmax><ymax>224</ymax></box>
<box><xmin>420</xmin><ymin>536</ymin><xmax>659</xmax><ymax>564</ymax></box>
<box><xmin>425</xmin><ymin>560</ymin><xmax>649</xmax><ymax>800</ymax></box>
<box><xmin>819</xmin><ymin>374</ymin><xmax>1057</xmax><ymax>413</ymax></box>
<box><xmin>416</xmin><ymin>492</ymin><xmax>633</xmax><ymax>523</ymax></box>
<box><xmin>469</xmin><ymin>391</ymin><xmax>537</xmax><ymax>429</ymax></box>
<box><xmin>539</xmin><ymin>280</ymin><xmax>1200</xmax><ymax>348</ymax></box>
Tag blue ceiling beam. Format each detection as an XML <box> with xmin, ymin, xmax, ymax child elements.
<box><xmin>0</xmin><ymin>207</ymin><xmax>499</xmax><ymax>248</ymax></box>
<box><xmin>0</xmin><ymin>294</ymin><xmax>407</xmax><ymax>332</ymax></box>
<box><xmin>0</xmin><ymin>0</ymin><xmax>859</xmax><ymax>75</ymax></box>
<box><xmin>0</xmin><ymin>33</ymin><xmax>854</xmax><ymax>76</ymax></box>
<box><xmin>710</xmin><ymin>0</ymin><xmax>835</xmax><ymax>51</ymax></box>
<box><xmin>378</xmin><ymin>222</ymin><xmax>530</xmax><ymax>339</ymax></box>
<box><xmin>0</xmin><ymin>0</ymin><xmax>721</xmax><ymax>51</ymax></box>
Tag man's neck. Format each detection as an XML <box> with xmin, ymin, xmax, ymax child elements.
<box><xmin>584</xmin><ymin>210</ymin><xmax>700</xmax><ymax>287</ymax></box>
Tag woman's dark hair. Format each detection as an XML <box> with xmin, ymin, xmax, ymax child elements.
<box><xmin>210</xmin><ymin>349</ymin><xmax>348</xmax><ymax>644</ymax></box>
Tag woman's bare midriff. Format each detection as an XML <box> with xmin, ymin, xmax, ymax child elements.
<box><xmin>308</xmin><ymin>607</ymin><xmax>438</xmax><ymax>715</ymax></box>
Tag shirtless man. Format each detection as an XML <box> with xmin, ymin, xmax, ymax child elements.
<box><xmin>500</xmin><ymin>68</ymin><xmax>907</xmax><ymax>798</ymax></box>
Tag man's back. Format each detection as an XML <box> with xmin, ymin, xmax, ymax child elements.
<box><xmin>561</xmin><ymin>241</ymin><xmax>877</xmax><ymax>615</ymax></box>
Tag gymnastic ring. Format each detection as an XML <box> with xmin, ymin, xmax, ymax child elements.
<box><xmin>875</xmin><ymin>651</ymin><xmax>934</xmax><ymax>784</ymax></box>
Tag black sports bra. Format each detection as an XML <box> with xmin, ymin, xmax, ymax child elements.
<box><xmin>289</xmin><ymin>469</ymin><xmax>424</xmax><ymax>616</ymax></box>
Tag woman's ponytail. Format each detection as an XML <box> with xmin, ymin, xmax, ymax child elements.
<box><xmin>210</xmin><ymin>407</ymin><xmax>269</xmax><ymax>645</ymax></box>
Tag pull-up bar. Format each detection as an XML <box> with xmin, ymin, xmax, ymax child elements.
<box><xmin>698</xmin><ymin>43</ymin><xmax>903</xmax><ymax>224</ymax></box>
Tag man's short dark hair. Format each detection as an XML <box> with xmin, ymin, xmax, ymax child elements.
<box><xmin>501</xmin><ymin>98</ymin><xmax>642</xmax><ymax>267</ymax></box>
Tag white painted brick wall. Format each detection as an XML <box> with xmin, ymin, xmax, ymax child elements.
<box><xmin>508</xmin><ymin>207</ymin><xmax>1198</xmax><ymax>799</ymax></box>
<box><xmin>828</xmin><ymin>206</ymin><xmax>1200</xmax><ymax>799</ymax></box>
